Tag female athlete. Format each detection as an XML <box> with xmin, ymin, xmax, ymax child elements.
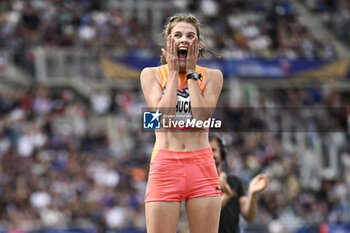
<box><xmin>140</xmin><ymin>14</ymin><xmax>223</xmax><ymax>233</ymax></box>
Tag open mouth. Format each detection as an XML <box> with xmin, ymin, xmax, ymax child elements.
<box><xmin>178</xmin><ymin>48</ymin><xmax>187</xmax><ymax>60</ymax></box>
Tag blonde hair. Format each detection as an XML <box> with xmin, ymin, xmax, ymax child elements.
<box><xmin>160</xmin><ymin>14</ymin><xmax>221</xmax><ymax>64</ymax></box>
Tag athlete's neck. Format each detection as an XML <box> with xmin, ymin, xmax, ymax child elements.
<box><xmin>179</xmin><ymin>67</ymin><xmax>186</xmax><ymax>74</ymax></box>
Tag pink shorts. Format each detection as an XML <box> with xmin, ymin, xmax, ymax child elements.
<box><xmin>144</xmin><ymin>147</ymin><xmax>222</xmax><ymax>203</ymax></box>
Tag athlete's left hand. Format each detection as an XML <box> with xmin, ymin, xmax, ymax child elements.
<box><xmin>248</xmin><ymin>173</ymin><xmax>269</xmax><ymax>195</ymax></box>
<box><xmin>186</xmin><ymin>36</ymin><xmax>199</xmax><ymax>74</ymax></box>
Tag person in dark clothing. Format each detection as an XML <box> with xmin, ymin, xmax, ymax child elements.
<box><xmin>209</xmin><ymin>135</ymin><xmax>269</xmax><ymax>233</ymax></box>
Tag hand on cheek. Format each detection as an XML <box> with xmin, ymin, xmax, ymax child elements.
<box><xmin>186</xmin><ymin>36</ymin><xmax>199</xmax><ymax>74</ymax></box>
<box><xmin>163</xmin><ymin>35</ymin><xmax>179</xmax><ymax>72</ymax></box>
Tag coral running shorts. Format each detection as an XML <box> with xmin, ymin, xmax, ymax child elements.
<box><xmin>145</xmin><ymin>147</ymin><xmax>222</xmax><ymax>203</ymax></box>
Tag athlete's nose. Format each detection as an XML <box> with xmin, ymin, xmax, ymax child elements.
<box><xmin>180</xmin><ymin>35</ymin><xmax>189</xmax><ymax>44</ymax></box>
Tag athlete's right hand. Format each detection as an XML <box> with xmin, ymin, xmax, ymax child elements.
<box><xmin>161</xmin><ymin>35</ymin><xmax>179</xmax><ymax>73</ymax></box>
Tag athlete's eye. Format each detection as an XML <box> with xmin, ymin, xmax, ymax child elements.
<box><xmin>174</xmin><ymin>34</ymin><xmax>181</xmax><ymax>38</ymax></box>
<box><xmin>188</xmin><ymin>34</ymin><xmax>194</xmax><ymax>39</ymax></box>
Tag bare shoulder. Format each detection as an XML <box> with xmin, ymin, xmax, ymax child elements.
<box><xmin>205</xmin><ymin>68</ymin><xmax>223</xmax><ymax>85</ymax></box>
<box><xmin>140</xmin><ymin>66</ymin><xmax>160</xmax><ymax>87</ymax></box>
<box><xmin>140</xmin><ymin>67</ymin><xmax>158</xmax><ymax>81</ymax></box>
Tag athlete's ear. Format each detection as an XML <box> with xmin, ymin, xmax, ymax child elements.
<box><xmin>161</xmin><ymin>48</ymin><xmax>167</xmax><ymax>57</ymax></box>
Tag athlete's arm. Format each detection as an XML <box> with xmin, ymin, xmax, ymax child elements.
<box><xmin>185</xmin><ymin>36</ymin><xmax>223</xmax><ymax>120</ymax></box>
<box><xmin>188</xmin><ymin>69</ymin><xmax>223</xmax><ymax>121</ymax></box>
<box><xmin>140</xmin><ymin>36</ymin><xmax>179</xmax><ymax>110</ymax></box>
<box><xmin>239</xmin><ymin>174</ymin><xmax>269</xmax><ymax>222</ymax></box>
<box><xmin>140</xmin><ymin>68</ymin><xmax>161</xmax><ymax>108</ymax></box>
<box><xmin>140</xmin><ymin>67</ymin><xmax>177</xmax><ymax>109</ymax></box>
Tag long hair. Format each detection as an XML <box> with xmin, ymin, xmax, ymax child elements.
<box><xmin>160</xmin><ymin>14</ymin><xmax>221</xmax><ymax>64</ymax></box>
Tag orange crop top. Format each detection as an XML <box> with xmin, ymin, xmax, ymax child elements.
<box><xmin>158</xmin><ymin>65</ymin><xmax>208</xmax><ymax>130</ymax></box>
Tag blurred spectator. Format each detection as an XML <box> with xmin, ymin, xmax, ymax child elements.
<box><xmin>90</xmin><ymin>88</ymin><xmax>111</xmax><ymax>115</ymax></box>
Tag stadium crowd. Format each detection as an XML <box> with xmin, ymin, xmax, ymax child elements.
<box><xmin>0</xmin><ymin>85</ymin><xmax>149</xmax><ymax>232</ymax></box>
<box><xmin>0</xmin><ymin>0</ymin><xmax>338</xmax><ymax>62</ymax></box>
<box><xmin>0</xmin><ymin>83</ymin><xmax>349</xmax><ymax>233</ymax></box>
<box><xmin>302</xmin><ymin>0</ymin><xmax>350</xmax><ymax>47</ymax></box>
<box><xmin>0</xmin><ymin>0</ymin><xmax>349</xmax><ymax>233</ymax></box>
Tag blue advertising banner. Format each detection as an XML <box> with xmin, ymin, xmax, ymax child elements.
<box><xmin>328</xmin><ymin>223</ymin><xmax>350</xmax><ymax>233</ymax></box>
<box><xmin>99</xmin><ymin>57</ymin><xmax>350</xmax><ymax>81</ymax></box>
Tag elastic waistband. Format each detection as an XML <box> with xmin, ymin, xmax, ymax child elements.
<box><xmin>151</xmin><ymin>147</ymin><xmax>214</xmax><ymax>164</ymax></box>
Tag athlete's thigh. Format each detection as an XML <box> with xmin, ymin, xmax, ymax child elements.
<box><xmin>185</xmin><ymin>196</ymin><xmax>221</xmax><ymax>233</ymax></box>
<box><xmin>146</xmin><ymin>201</ymin><xmax>181</xmax><ymax>233</ymax></box>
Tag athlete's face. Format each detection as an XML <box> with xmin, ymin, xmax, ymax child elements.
<box><xmin>170</xmin><ymin>22</ymin><xmax>197</xmax><ymax>69</ymax></box>
<box><xmin>210</xmin><ymin>139</ymin><xmax>222</xmax><ymax>175</ymax></box>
